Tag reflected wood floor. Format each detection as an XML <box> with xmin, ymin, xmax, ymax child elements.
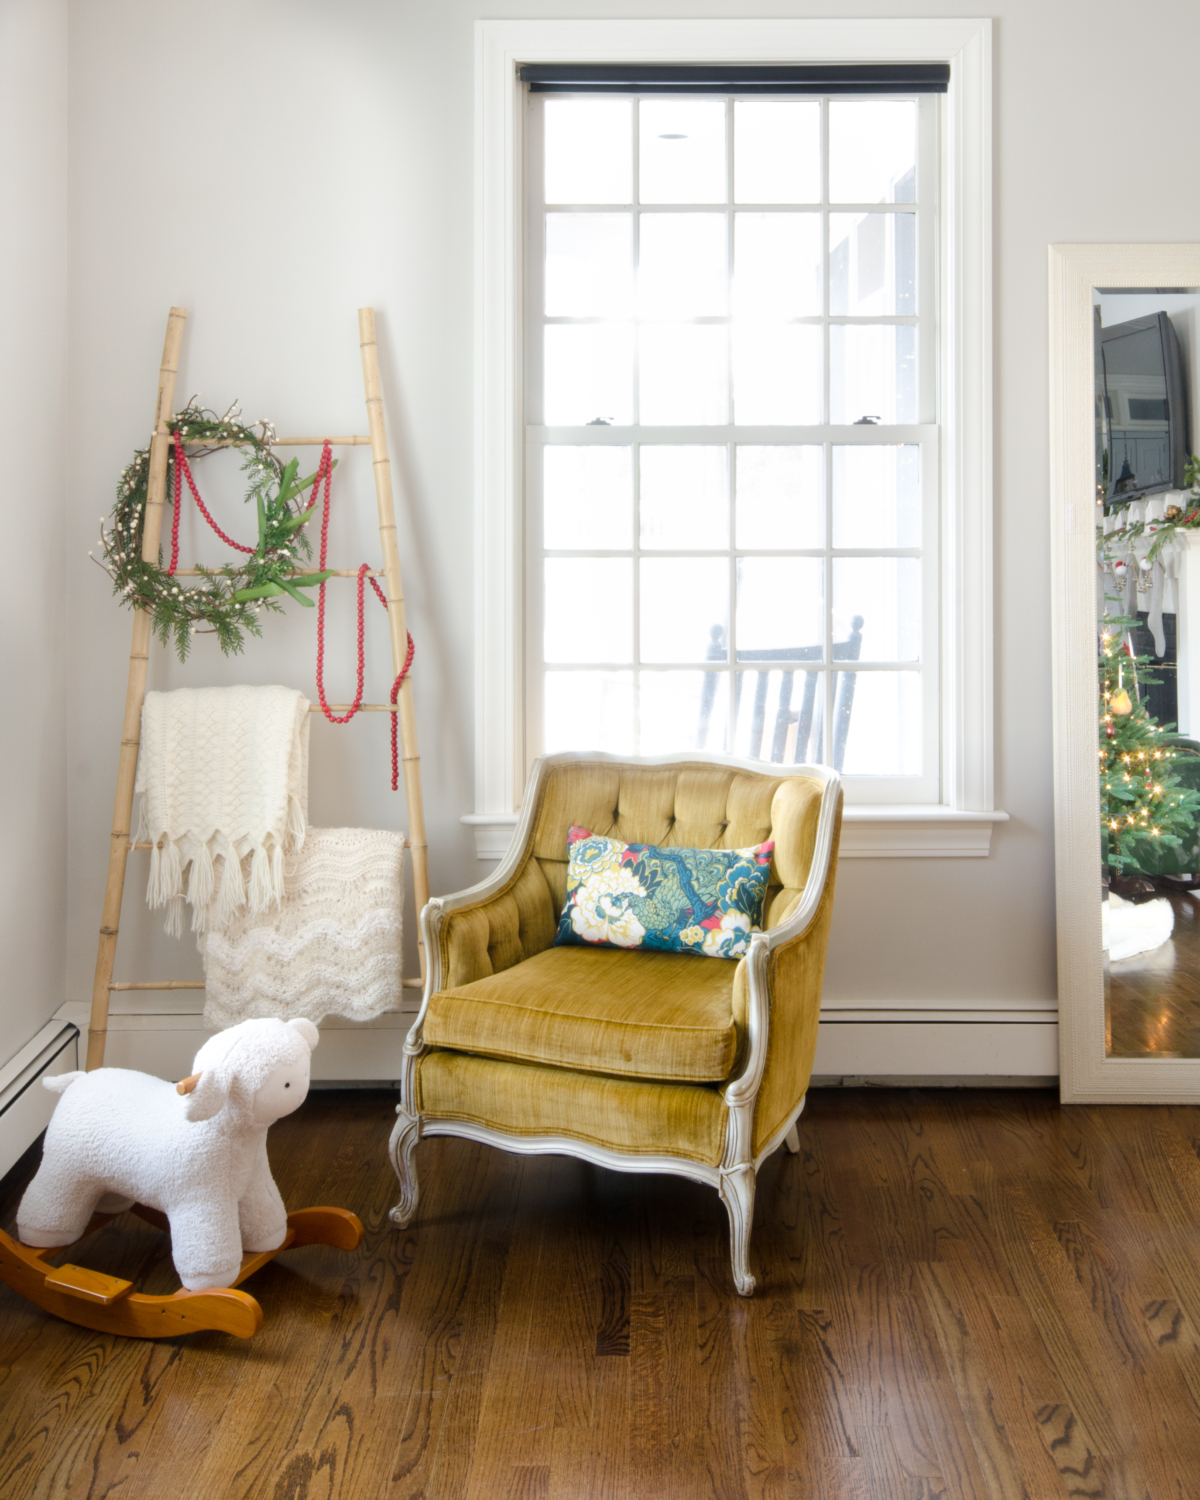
<box><xmin>1108</xmin><ymin>889</ymin><xmax>1200</xmax><ymax>1056</ymax></box>
<box><xmin>3</xmin><ymin>1087</ymin><xmax>1200</xmax><ymax>1498</ymax></box>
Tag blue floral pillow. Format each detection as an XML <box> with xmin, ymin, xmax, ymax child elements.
<box><xmin>554</xmin><ymin>825</ymin><xmax>775</xmax><ymax>960</ymax></box>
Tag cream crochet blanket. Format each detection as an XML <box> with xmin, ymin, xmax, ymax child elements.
<box><xmin>135</xmin><ymin>686</ymin><xmax>310</xmax><ymax>937</ymax></box>
<box><xmin>199</xmin><ymin>827</ymin><xmax>405</xmax><ymax>1028</ymax></box>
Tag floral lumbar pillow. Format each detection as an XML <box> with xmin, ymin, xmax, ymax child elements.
<box><xmin>554</xmin><ymin>825</ymin><xmax>775</xmax><ymax>960</ymax></box>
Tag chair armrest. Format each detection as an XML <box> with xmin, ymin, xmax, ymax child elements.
<box><xmin>405</xmin><ymin>759</ymin><xmax>564</xmax><ymax>1061</ymax></box>
<box><xmin>723</xmin><ymin>782</ymin><xmax>844</xmax><ymax>1165</ymax></box>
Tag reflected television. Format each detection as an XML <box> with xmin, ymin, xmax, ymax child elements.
<box><xmin>1097</xmin><ymin>310</ymin><xmax>1190</xmax><ymax>510</ymax></box>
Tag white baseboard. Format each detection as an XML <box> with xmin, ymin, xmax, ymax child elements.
<box><xmin>0</xmin><ymin>1020</ymin><xmax>80</xmax><ymax>1181</ymax></box>
<box><xmin>813</xmin><ymin>1020</ymin><xmax>1058</xmax><ymax>1077</ymax></box>
<box><xmin>54</xmin><ymin>1001</ymin><xmax>418</xmax><ymax>1086</ymax></box>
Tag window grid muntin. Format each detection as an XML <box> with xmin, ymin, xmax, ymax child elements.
<box><xmin>527</xmin><ymin>90</ymin><xmax>938</xmax><ymax>792</ymax></box>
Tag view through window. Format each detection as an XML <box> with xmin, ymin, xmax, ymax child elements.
<box><xmin>526</xmin><ymin>90</ymin><xmax>939</xmax><ymax>799</ymax></box>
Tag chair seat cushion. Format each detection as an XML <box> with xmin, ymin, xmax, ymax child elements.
<box><xmin>422</xmin><ymin>945</ymin><xmax>741</xmax><ymax>1083</ymax></box>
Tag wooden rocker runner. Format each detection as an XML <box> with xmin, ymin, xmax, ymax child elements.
<box><xmin>86</xmin><ymin>306</ymin><xmax>430</xmax><ymax>1070</ymax></box>
<box><xmin>0</xmin><ymin>1201</ymin><xmax>363</xmax><ymax>1340</ymax></box>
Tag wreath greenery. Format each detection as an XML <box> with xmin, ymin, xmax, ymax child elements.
<box><xmin>93</xmin><ymin>402</ymin><xmax>336</xmax><ymax>660</ymax></box>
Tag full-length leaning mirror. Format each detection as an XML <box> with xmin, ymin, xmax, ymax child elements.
<box><xmin>1052</xmin><ymin>244</ymin><xmax>1200</xmax><ymax>1101</ymax></box>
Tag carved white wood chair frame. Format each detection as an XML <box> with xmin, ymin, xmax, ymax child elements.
<box><xmin>388</xmin><ymin>750</ymin><xmax>843</xmax><ymax>1296</ymax></box>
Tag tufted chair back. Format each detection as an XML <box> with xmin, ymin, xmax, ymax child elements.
<box><xmin>440</xmin><ymin>759</ymin><xmax>826</xmax><ymax>988</ymax></box>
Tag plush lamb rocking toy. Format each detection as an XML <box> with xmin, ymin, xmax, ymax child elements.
<box><xmin>0</xmin><ymin>1018</ymin><xmax>363</xmax><ymax>1340</ymax></box>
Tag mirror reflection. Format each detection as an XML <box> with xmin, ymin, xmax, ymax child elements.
<box><xmin>1096</xmin><ymin>290</ymin><xmax>1200</xmax><ymax>1056</ymax></box>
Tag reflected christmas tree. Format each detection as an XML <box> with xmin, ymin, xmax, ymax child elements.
<box><xmin>1099</xmin><ymin>619</ymin><xmax>1200</xmax><ymax>875</ymax></box>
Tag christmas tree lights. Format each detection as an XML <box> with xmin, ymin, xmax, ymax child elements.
<box><xmin>1099</xmin><ymin>619</ymin><xmax>1200</xmax><ymax>874</ymax></box>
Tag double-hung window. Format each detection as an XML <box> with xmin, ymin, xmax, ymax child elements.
<box><xmin>470</xmin><ymin>22</ymin><xmax>995</xmax><ymax>857</ymax></box>
<box><xmin>525</xmin><ymin>69</ymin><xmax>941</xmax><ymax>802</ymax></box>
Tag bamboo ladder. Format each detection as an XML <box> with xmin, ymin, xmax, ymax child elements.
<box><xmin>85</xmin><ymin>307</ymin><xmax>429</xmax><ymax>1071</ymax></box>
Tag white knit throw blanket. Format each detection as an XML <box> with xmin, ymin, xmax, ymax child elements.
<box><xmin>199</xmin><ymin>827</ymin><xmax>405</xmax><ymax>1028</ymax></box>
<box><xmin>135</xmin><ymin>685</ymin><xmax>310</xmax><ymax>937</ymax></box>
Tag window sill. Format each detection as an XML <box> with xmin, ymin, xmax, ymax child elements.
<box><xmin>462</xmin><ymin>806</ymin><xmax>1008</xmax><ymax>862</ymax></box>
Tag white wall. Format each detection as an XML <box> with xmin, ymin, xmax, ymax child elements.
<box><xmin>58</xmin><ymin>0</ymin><xmax>1200</xmax><ymax>1024</ymax></box>
<box><xmin>0</xmin><ymin>0</ymin><xmax>67</xmax><ymax>1065</ymax></box>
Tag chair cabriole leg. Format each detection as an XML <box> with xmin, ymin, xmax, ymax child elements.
<box><xmin>388</xmin><ymin>1108</ymin><xmax>421</xmax><ymax>1227</ymax></box>
<box><xmin>718</xmin><ymin>1163</ymin><xmax>757</xmax><ymax>1297</ymax></box>
<box><xmin>784</xmin><ymin>1123</ymin><xmax>801</xmax><ymax>1154</ymax></box>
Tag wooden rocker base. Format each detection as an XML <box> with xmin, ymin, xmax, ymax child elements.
<box><xmin>0</xmin><ymin>1204</ymin><xmax>364</xmax><ymax>1340</ymax></box>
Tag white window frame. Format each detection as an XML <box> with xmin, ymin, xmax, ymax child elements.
<box><xmin>466</xmin><ymin>17</ymin><xmax>1004</xmax><ymax>860</ymax></box>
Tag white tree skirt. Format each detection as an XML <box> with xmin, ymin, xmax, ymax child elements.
<box><xmin>1103</xmin><ymin>892</ymin><xmax>1174</xmax><ymax>962</ymax></box>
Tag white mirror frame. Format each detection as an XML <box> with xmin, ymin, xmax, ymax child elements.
<box><xmin>1050</xmin><ymin>242</ymin><xmax>1200</xmax><ymax>1102</ymax></box>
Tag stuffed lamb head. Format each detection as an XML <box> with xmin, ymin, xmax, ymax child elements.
<box><xmin>184</xmin><ymin>1017</ymin><xmax>318</xmax><ymax>1126</ymax></box>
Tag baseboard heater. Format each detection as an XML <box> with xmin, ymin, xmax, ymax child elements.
<box><xmin>0</xmin><ymin>1020</ymin><xmax>80</xmax><ymax>1182</ymax></box>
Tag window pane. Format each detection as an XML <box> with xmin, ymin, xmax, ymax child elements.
<box><xmin>828</xmin><ymin>101</ymin><xmax>917</xmax><ymax>204</ymax></box>
<box><xmin>830</xmin><ymin>324</ymin><xmax>917</xmax><ymax>425</ymax></box>
<box><xmin>544</xmin><ymin>447</ymin><xmax>633</xmax><ymax>550</ymax></box>
<box><xmin>544</xmin><ymin>324</ymin><xmax>633</xmax><ymax>425</ymax></box>
<box><xmin>735</xmin><ymin>667</ymin><xmax>824</xmax><ymax>764</ymax></box>
<box><xmin>641</xmin><ymin>671</ymin><xmax>729</xmax><ymax>754</ymax></box>
<box><xmin>734</xmin><ymin>214</ymin><xmax>822</xmax><ymax>319</ymax></box>
<box><xmin>829</xmin><ymin>213</ymin><xmax>916</xmax><ymax>316</ymax></box>
<box><xmin>832</xmin><ymin>445</ymin><xmax>920</xmax><ymax>549</ymax></box>
<box><xmin>641</xmin><ymin>447</ymin><xmax>728</xmax><ymax>550</ymax></box>
<box><xmin>833</xmin><ymin>558</ymin><xmax>921</xmax><ymax>661</ymax></box>
<box><xmin>639</xmin><ymin>100</ymin><xmax>726</xmax><ymax>204</ymax></box>
<box><xmin>545</xmin><ymin>99</ymin><xmax>632</xmax><ymax>205</ymax></box>
<box><xmin>544</xmin><ymin>671</ymin><xmax>634</xmax><ymax>754</ymax></box>
<box><xmin>838</xmin><ymin>670</ymin><xmax>922</xmax><ymax>776</ymax></box>
<box><xmin>734</xmin><ymin>101</ymin><xmax>821</xmax><ymax>204</ymax></box>
<box><xmin>733</xmin><ymin>324</ymin><xmax>822</xmax><ymax>425</ymax></box>
<box><xmin>736</xmin><ymin>446</ymin><xmax>823</xmax><ymax>550</ymax></box>
<box><xmin>545</xmin><ymin>214</ymin><xmax>633</xmax><ymax>317</ymax></box>
<box><xmin>638</xmin><ymin>213</ymin><xmax>727</xmax><ymax>318</ymax></box>
<box><xmin>640</xmin><ymin>557</ymin><xmax>729</xmax><ymax>662</ymax></box>
<box><xmin>640</xmin><ymin>325</ymin><xmax>728</xmax><ymax>425</ymax></box>
<box><xmin>736</xmin><ymin>557</ymin><xmax>823</xmax><ymax>656</ymax></box>
<box><xmin>545</xmin><ymin>558</ymin><xmax>633</xmax><ymax>663</ymax></box>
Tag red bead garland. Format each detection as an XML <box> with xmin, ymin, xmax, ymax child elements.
<box><xmin>310</xmin><ymin>441</ymin><xmax>414</xmax><ymax>790</ymax></box>
<box><xmin>166</xmin><ymin>433</ymin><xmax>414</xmax><ymax>790</ymax></box>
<box><xmin>169</xmin><ymin>432</ymin><xmax>256</xmax><ymax>574</ymax></box>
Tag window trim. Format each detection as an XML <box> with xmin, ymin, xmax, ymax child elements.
<box><xmin>470</xmin><ymin>17</ymin><xmax>1003</xmax><ymax>858</ymax></box>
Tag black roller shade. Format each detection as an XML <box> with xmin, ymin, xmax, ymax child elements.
<box><xmin>518</xmin><ymin>63</ymin><xmax>950</xmax><ymax>95</ymax></box>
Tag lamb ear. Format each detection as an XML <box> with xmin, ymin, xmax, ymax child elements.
<box><xmin>287</xmin><ymin>1018</ymin><xmax>319</xmax><ymax>1052</ymax></box>
<box><xmin>184</xmin><ymin>1065</ymin><xmax>231</xmax><ymax>1122</ymax></box>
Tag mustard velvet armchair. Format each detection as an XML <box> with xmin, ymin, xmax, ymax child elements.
<box><xmin>389</xmin><ymin>751</ymin><xmax>843</xmax><ymax>1296</ymax></box>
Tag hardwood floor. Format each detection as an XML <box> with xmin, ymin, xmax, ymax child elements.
<box><xmin>2</xmin><ymin>1086</ymin><xmax>1200</xmax><ymax>1498</ymax></box>
<box><xmin>1108</xmin><ymin>889</ymin><xmax>1200</xmax><ymax>1056</ymax></box>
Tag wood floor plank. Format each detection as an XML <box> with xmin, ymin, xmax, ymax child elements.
<box><xmin>548</xmin><ymin>1354</ymin><xmax>629</xmax><ymax>1500</ymax></box>
<box><xmin>723</xmin><ymin>1285</ymin><xmax>789</xmax><ymax>1500</ymax></box>
<box><xmin>918</xmin><ymin>1378</ymin><xmax>995</xmax><ymax>1500</ymax></box>
<box><xmin>627</xmin><ymin>1290</ymin><xmax>666</xmax><ymax>1495</ymax></box>
<box><xmin>694</xmin><ymin>1258</ymin><xmax>753</xmax><ymax>1500</ymax></box>
<box><xmin>914</xmin><ymin>1259</ymin><xmax>1048</xmax><ymax>1500</ymax></box>
<box><xmin>461</xmin><ymin>1158</ymin><xmax>560</xmax><ymax>1500</ymax></box>
<box><xmin>859</xmin><ymin>1423</ymin><xmax>948</xmax><ymax>1500</ymax></box>
<box><xmin>846</xmin><ymin>1264</ymin><xmax>942</xmax><ymax>1479</ymax></box>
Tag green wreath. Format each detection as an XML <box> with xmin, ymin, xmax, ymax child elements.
<box><xmin>93</xmin><ymin>402</ymin><xmax>336</xmax><ymax>660</ymax></box>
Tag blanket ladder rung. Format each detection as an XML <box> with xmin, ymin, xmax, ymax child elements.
<box><xmin>169</xmin><ymin>568</ymin><xmax>384</xmax><ymax>579</ymax></box>
<box><xmin>108</xmin><ymin>977</ymin><xmax>423</xmax><ymax>991</ymax></box>
<box><xmin>158</xmin><ymin>432</ymin><xmax>372</xmax><ymax>447</ymax></box>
